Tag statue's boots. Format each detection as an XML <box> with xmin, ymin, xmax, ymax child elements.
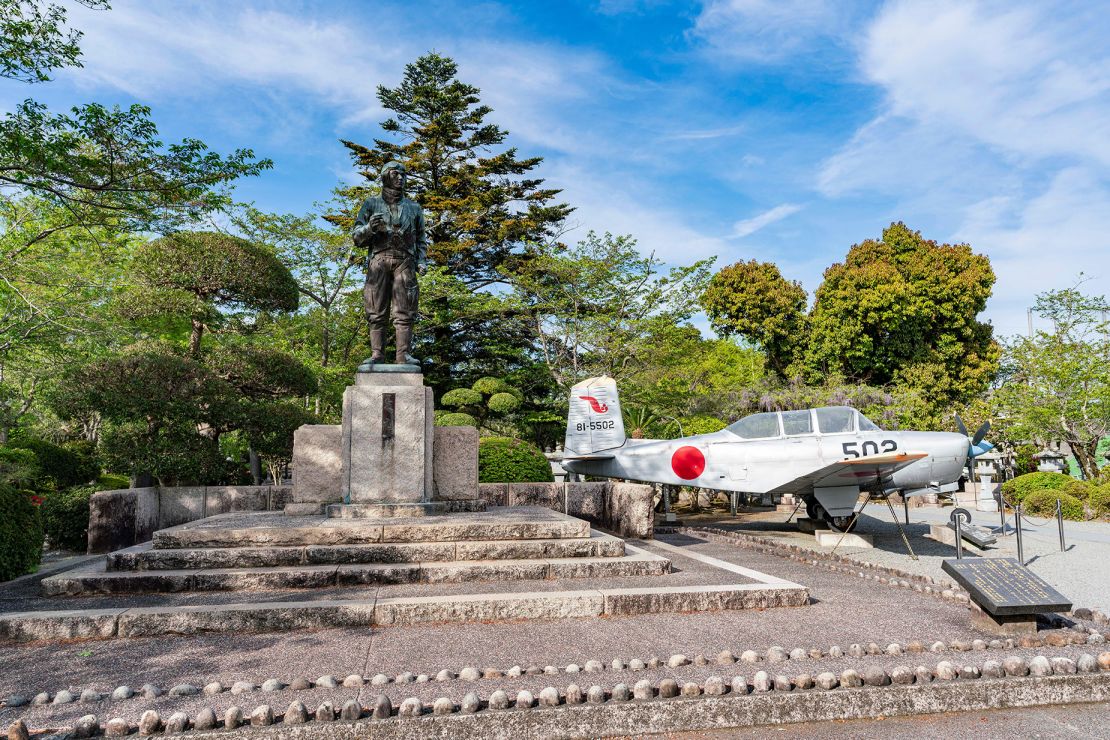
<box><xmin>367</xmin><ymin>329</ymin><xmax>386</xmax><ymax>365</ymax></box>
<box><xmin>394</xmin><ymin>325</ymin><xmax>420</xmax><ymax>365</ymax></box>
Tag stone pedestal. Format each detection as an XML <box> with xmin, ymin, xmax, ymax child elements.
<box><xmin>339</xmin><ymin>370</ymin><xmax>433</xmax><ymax>509</ymax></box>
<box><xmin>969</xmin><ymin>603</ymin><xmax>1037</xmax><ymax>635</ymax></box>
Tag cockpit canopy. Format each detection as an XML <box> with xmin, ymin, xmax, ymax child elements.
<box><xmin>725</xmin><ymin>406</ymin><xmax>882</xmax><ymax>439</ymax></box>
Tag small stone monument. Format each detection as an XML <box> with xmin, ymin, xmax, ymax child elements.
<box><xmin>941</xmin><ymin>557</ymin><xmax>1071</xmax><ymax>635</ymax></box>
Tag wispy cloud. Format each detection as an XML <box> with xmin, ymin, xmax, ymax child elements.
<box><xmin>731</xmin><ymin>203</ymin><xmax>802</xmax><ymax>238</ymax></box>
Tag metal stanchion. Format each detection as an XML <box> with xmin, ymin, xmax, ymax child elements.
<box><xmin>1056</xmin><ymin>498</ymin><xmax>1066</xmax><ymax>551</ymax></box>
<box><xmin>999</xmin><ymin>492</ymin><xmax>1007</xmax><ymax>533</ymax></box>
<box><xmin>954</xmin><ymin>515</ymin><xmax>964</xmax><ymax>560</ymax></box>
<box><xmin>1015</xmin><ymin>504</ymin><xmax>1025</xmax><ymax>566</ymax></box>
<box><xmin>903</xmin><ymin>496</ymin><xmax>910</xmax><ymax>525</ymax></box>
<box><xmin>730</xmin><ymin>491</ymin><xmax>737</xmax><ymax>516</ymax></box>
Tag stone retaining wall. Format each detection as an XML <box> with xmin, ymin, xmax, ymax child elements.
<box><xmin>87</xmin><ymin>486</ymin><xmax>291</xmax><ymax>554</ymax></box>
<box><xmin>477</xmin><ymin>481</ymin><xmax>654</xmax><ymax>539</ymax></box>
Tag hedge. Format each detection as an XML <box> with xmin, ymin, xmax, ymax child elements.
<box><xmin>439</xmin><ymin>412</ymin><xmax>478</xmax><ymax>428</ymax></box>
<box><xmin>1023</xmin><ymin>490</ymin><xmax>1085</xmax><ymax>521</ymax></box>
<box><xmin>42</xmin><ymin>485</ymin><xmax>94</xmax><ymax>552</ymax></box>
<box><xmin>478</xmin><ymin>437</ymin><xmax>554</xmax><ymax>483</ymax></box>
<box><xmin>1000</xmin><ymin>472</ymin><xmax>1074</xmax><ymax>504</ymax></box>
<box><xmin>0</xmin><ymin>485</ymin><xmax>43</xmax><ymax>581</ymax></box>
<box><xmin>1091</xmin><ymin>486</ymin><xmax>1110</xmax><ymax>518</ymax></box>
<box><xmin>8</xmin><ymin>436</ymin><xmax>98</xmax><ymax>489</ymax></box>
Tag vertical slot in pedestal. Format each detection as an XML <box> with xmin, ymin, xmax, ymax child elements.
<box><xmin>382</xmin><ymin>393</ymin><xmax>395</xmax><ymax>444</ymax></box>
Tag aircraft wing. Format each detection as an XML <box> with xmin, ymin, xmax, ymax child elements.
<box><xmin>765</xmin><ymin>451</ymin><xmax>928</xmax><ymax>496</ymax></box>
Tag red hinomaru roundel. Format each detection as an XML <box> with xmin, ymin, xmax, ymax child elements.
<box><xmin>578</xmin><ymin>396</ymin><xmax>609</xmax><ymax>413</ymax></box>
<box><xmin>671</xmin><ymin>445</ymin><xmax>705</xmax><ymax>480</ymax></box>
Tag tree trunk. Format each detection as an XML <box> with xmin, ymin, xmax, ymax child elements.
<box><xmin>1070</xmin><ymin>437</ymin><xmax>1100</xmax><ymax>481</ymax></box>
<box><xmin>189</xmin><ymin>317</ymin><xmax>204</xmax><ymax>357</ymax></box>
<box><xmin>249</xmin><ymin>447</ymin><xmax>262</xmax><ymax>486</ymax></box>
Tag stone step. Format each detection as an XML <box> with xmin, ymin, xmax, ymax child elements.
<box><xmin>152</xmin><ymin>506</ymin><xmax>589</xmax><ymax>549</ymax></box>
<box><xmin>109</xmin><ymin>530</ymin><xmax>627</xmax><ymax>571</ymax></box>
<box><xmin>43</xmin><ymin>549</ymin><xmax>670</xmax><ymax>596</ymax></box>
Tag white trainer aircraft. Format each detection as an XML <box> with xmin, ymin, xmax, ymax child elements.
<box><xmin>562</xmin><ymin>376</ymin><xmax>992</xmax><ymax>531</ymax></box>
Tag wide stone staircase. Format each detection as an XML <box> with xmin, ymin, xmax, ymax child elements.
<box><xmin>42</xmin><ymin>507</ymin><xmax>671</xmax><ymax>596</ymax></box>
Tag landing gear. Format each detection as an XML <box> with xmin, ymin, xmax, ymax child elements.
<box><xmin>805</xmin><ymin>497</ymin><xmax>858</xmax><ymax>532</ymax></box>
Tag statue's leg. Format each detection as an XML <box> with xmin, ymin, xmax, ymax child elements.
<box><xmin>392</xmin><ymin>258</ymin><xmax>419</xmax><ymax>364</ymax></box>
<box><xmin>365</xmin><ymin>254</ymin><xmax>391</xmax><ymax>362</ymax></box>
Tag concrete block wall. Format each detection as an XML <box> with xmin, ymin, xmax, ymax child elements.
<box><xmin>477</xmin><ymin>481</ymin><xmax>654</xmax><ymax>539</ymax></box>
<box><xmin>87</xmin><ymin>485</ymin><xmax>288</xmax><ymax>554</ymax></box>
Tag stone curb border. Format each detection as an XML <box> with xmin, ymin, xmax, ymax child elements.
<box><xmin>6</xmin><ymin>624</ymin><xmax>1105</xmax><ymax>711</ymax></box>
<box><xmin>9</xmin><ymin>653</ymin><xmax>1110</xmax><ymax>739</ymax></box>
<box><xmin>669</xmin><ymin>525</ymin><xmax>1110</xmax><ymax>624</ymax></box>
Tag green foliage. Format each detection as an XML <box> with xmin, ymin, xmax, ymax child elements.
<box><xmin>100</xmin><ymin>420</ymin><xmax>227</xmax><ymax>486</ymax></box>
<box><xmin>1001</xmin><ymin>472</ymin><xmax>1074</xmax><ymax>504</ymax></box>
<box><xmin>1062</xmin><ymin>479</ymin><xmax>1093</xmax><ymax>501</ymax></box>
<box><xmin>472</xmin><ymin>377</ymin><xmax>511</xmax><ymax>396</ymax></box>
<box><xmin>993</xmin><ymin>288</ymin><xmax>1110</xmax><ymax>481</ymax></box>
<box><xmin>478</xmin><ymin>437</ymin><xmax>553</xmax><ymax>483</ymax></box>
<box><xmin>702</xmin><ymin>260</ymin><xmax>807</xmax><ymax>376</ymax></box>
<box><xmin>0</xmin><ymin>0</ymin><xmax>109</xmax><ymax>83</ymax></box>
<box><xmin>1023</xmin><ymin>490</ymin><xmax>1085</xmax><ymax>521</ymax></box>
<box><xmin>97</xmin><ymin>473</ymin><xmax>130</xmax><ymax>490</ymax></box>
<box><xmin>41</xmin><ymin>484</ymin><xmax>93</xmax><ymax>551</ymax></box>
<box><xmin>206</xmin><ymin>344</ymin><xmax>317</xmax><ymax>400</ymax></box>
<box><xmin>0</xmin><ymin>484</ymin><xmax>42</xmax><ymax>581</ymax></box>
<box><xmin>441</xmin><ymin>388</ymin><xmax>483</xmax><ymax>408</ymax></box>
<box><xmin>0</xmin><ymin>446</ymin><xmax>39</xmax><ymax>487</ymax></box>
<box><xmin>487</xmin><ymin>392</ymin><xmax>521</xmax><ymax>414</ymax></box>
<box><xmin>8</xmin><ymin>436</ymin><xmax>96</xmax><ymax>488</ymax></box>
<box><xmin>679</xmin><ymin>416</ymin><xmax>727</xmax><ymax>436</ymax></box>
<box><xmin>241</xmin><ymin>401</ymin><xmax>315</xmax><ymax>485</ymax></box>
<box><xmin>438</xmin><ymin>412</ymin><xmax>478</xmax><ymax>428</ymax></box>
<box><xmin>1015</xmin><ymin>444</ymin><xmax>1039</xmax><ymax>476</ymax></box>
<box><xmin>1091</xmin><ymin>485</ymin><xmax>1110</xmax><ymax>518</ymax></box>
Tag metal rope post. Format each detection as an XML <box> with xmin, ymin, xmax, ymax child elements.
<box><xmin>1015</xmin><ymin>504</ymin><xmax>1025</xmax><ymax>566</ymax></box>
<box><xmin>954</xmin><ymin>514</ymin><xmax>964</xmax><ymax>559</ymax></box>
<box><xmin>1056</xmin><ymin>497</ymin><xmax>1066</xmax><ymax>551</ymax></box>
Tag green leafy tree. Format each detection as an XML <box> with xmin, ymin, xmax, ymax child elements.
<box><xmin>440</xmin><ymin>376</ymin><xmax>523</xmax><ymax>433</ymax></box>
<box><xmin>339</xmin><ymin>53</ymin><xmax>572</xmax><ymax>386</ymax></box>
<box><xmin>515</xmin><ymin>231</ymin><xmax>713</xmax><ymax>392</ymax></box>
<box><xmin>993</xmin><ymin>287</ymin><xmax>1110</xmax><ymax>481</ymax></box>
<box><xmin>122</xmin><ymin>231</ymin><xmax>299</xmax><ymax>356</ymax></box>
<box><xmin>702</xmin><ymin>260</ymin><xmax>807</xmax><ymax>377</ymax></box>
<box><xmin>0</xmin><ymin>0</ymin><xmax>108</xmax><ymax>83</ymax></box>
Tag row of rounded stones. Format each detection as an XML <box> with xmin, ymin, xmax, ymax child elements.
<box><xmin>10</xmin><ymin>653</ymin><xmax>1110</xmax><ymax>739</ymax></box>
<box><xmin>10</xmin><ymin>627</ymin><xmax>1104</xmax><ymax>709</ymax></box>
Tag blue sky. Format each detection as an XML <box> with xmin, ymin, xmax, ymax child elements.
<box><xmin>6</xmin><ymin>0</ymin><xmax>1109</xmax><ymax>338</ymax></box>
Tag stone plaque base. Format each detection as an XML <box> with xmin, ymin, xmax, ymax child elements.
<box><xmin>326</xmin><ymin>502</ymin><xmax>446</xmax><ymax>519</ymax></box>
<box><xmin>815</xmin><ymin>531</ymin><xmax>873</xmax><ymax>548</ymax></box>
<box><xmin>969</xmin><ymin>604</ymin><xmax>1037</xmax><ymax>635</ymax></box>
<box><xmin>342</xmin><ymin>373</ymin><xmax>433</xmax><ymax>504</ymax></box>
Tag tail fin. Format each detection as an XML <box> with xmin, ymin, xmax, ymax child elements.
<box><xmin>564</xmin><ymin>376</ymin><xmax>626</xmax><ymax>455</ymax></box>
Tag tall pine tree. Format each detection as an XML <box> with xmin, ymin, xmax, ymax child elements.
<box><xmin>339</xmin><ymin>53</ymin><xmax>572</xmax><ymax>391</ymax></box>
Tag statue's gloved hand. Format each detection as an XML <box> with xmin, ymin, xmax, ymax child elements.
<box><xmin>369</xmin><ymin>214</ymin><xmax>387</xmax><ymax>233</ymax></box>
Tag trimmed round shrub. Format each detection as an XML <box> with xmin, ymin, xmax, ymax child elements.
<box><xmin>441</xmin><ymin>388</ymin><xmax>483</xmax><ymax>408</ymax></box>
<box><xmin>472</xmin><ymin>377</ymin><xmax>510</xmax><ymax>396</ymax></box>
<box><xmin>41</xmin><ymin>485</ymin><xmax>93</xmax><ymax>552</ymax></box>
<box><xmin>478</xmin><ymin>437</ymin><xmax>554</xmax><ymax>483</ymax></box>
<box><xmin>1091</xmin><ymin>485</ymin><xmax>1110</xmax><ymax>518</ymax></box>
<box><xmin>439</xmin><ymin>412</ymin><xmax>478</xmax><ymax>428</ymax></box>
<box><xmin>1062</xmin><ymin>479</ymin><xmax>1093</xmax><ymax>501</ymax></box>
<box><xmin>1023</xmin><ymin>490</ymin><xmax>1085</xmax><ymax>521</ymax></box>
<box><xmin>7</xmin><ymin>437</ymin><xmax>97</xmax><ymax>489</ymax></box>
<box><xmin>0</xmin><ymin>447</ymin><xmax>41</xmax><ymax>488</ymax></box>
<box><xmin>0</xmin><ymin>485</ymin><xmax>43</xmax><ymax>581</ymax></box>
<box><xmin>1001</xmin><ymin>472</ymin><xmax>1074</xmax><ymax>504</ymax></box>
<box><xmin>487</xmin><ymin>392</ymin><xmax>521</xmax><ymax>414</ymax></box>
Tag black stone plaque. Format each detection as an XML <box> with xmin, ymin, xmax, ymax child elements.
<box><xmin>941</xmin><ymin>558</ymin><xmax>1071</xmax><ymax>616</ymax></box>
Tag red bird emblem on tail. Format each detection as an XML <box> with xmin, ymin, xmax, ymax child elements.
<box><xmin>579</xmin><ymin>396</ymin><xmax>609</xmax><ymax>413</ymax></box>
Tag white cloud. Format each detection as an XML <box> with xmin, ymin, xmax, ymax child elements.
<box><xmin>690</xmin><ymin>0</ymin><xmax>856</xmax><ymax>61</ymax></box>
<box><xmin>731</xmin><ymin>203</ymin><xmax>801</xmax><ymax>238</ymax></box>
<box><xmin>819</xmin><ymin>0</ymin><xmax>1110</xmax><ymax>337</ymax></box>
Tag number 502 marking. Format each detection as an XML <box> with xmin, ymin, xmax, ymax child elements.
<box><xmin>842</xmin><ymin>439</ymin><xmax>897</xmax><ymax>458</ymax></box>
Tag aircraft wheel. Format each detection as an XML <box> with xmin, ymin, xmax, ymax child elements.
<box><xmin>805</xmin><ymin>498</ymin><xmax>820</xmax><ymax>520</ymax></box>
<box><xmin>827</xmin><ymin>513</ymin><xmax>858</xmax><ymax>532</ymax></box>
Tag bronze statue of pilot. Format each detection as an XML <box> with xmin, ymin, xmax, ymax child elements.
<box><xmin>352</xmin><ymin>161</ymin><xmax>428</xmax><ymax>367</ymax></box>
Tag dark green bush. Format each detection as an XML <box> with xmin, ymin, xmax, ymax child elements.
<box><xmin>1091</xmin><ymin>485</ymin><xmax>1110</xmax><ymax>518</ymax></box>
<box><xmin>1062</xmin><ymin>479</ymin><xmax>1093</xmax><ymax>501</ymax></box>
<box><xmin>439</xmin><ymin>412</ymin><xmax>478</xmax><ymax>428</ymax></box>
<box><xmin>1000</xmin><ymin>472</ymin><xmax>1074</xmax><ymax>504</ymax></box>
<box><xmin>0</xmin><ymin>447</ymin><xmax>40</xmax><ymax>488</ymax></box>
<box><xmin>0</xmin><ymin>485</ymin><xmax>43</xmax><ymax>581</ymax></box>
<box><xmin>1023</xmin><ymin>490</ymin><xmax>1085</xmax><ymax>520</ymax></box>
<box><xmin>8</xmin><ymin>436</ymin><xmax>98</xmax><ymax>488</ymax></box>
<box><xmin>42</xmin><ymin>485</ymin><xmax>93</xmax><ymax>552</ymax></box>
<box><xmin>478</xmin><ymin>437</ymin><xmax>553</xmax><ymax>483</ymax></box>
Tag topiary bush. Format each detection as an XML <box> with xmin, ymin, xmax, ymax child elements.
<box><xmin>41</xmin><ymin>485</ymin><xmax>93</xmax><ymax>552</ymax></box>
<box><xmin>1001</xmin><ymin>471</ymin><xmax>1074</xmax><ymax>504</ymax></box>
<box><xmin>487</xmin><ymin>392</ymin><xmax>521</xmax><ymax>414</ymax></box>
<box><xmin>7</xmin><ymin>437</ymin><xmax>98</xmax><ymax>489</ymax></box>
<box><xmin>1091</xmin><ymin>485</ymin><xmax>1110</xmax><ymax>518</ymax></box>
<box><xmin>1023</xmin><ymin>490</ymin><xmax>1085</xmax><ymax>520</ymax></box>
<box><xmin>438</xmin><ymin>412</ymin><xmax>478</xmax><ymax>428</ymax></box>
<box><xmin>441</xmin><ymin>388</ymin><xmax>483</xmax><ymax>408</ymax></box>
<box><xmin>0</xmin><ymin>447</ymin><xmax>41</xmax><ymax>488</ymax></box>
<box><xmin>478</xmin><ymin>437</ymin><xmax>554</xmax><ymax>483</ymax></box>
<box><xmin>0</xmin><ymin>485</ymin><xmax>43</xmax><ymax>581</ymax></box>
<box><xmin>1062</xmin><ymin>479</ymin><xmax>1093</xmax><ymax>501</ymax></box>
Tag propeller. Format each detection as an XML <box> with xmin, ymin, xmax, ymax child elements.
<box><xmin>955</xmin><ymin>414</ymin><xmax>995</xmax><ymax>483</ymax></box>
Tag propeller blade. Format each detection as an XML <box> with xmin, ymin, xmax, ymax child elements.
<box><xmin>955</xmin><ymin>414</ymin><xmax>968</xmax><ymax>438</ymax></box>
<box><xmin>972</xmin><ymin>420</ymin><xmax>990</xmax><ymax>446</ymax></box>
